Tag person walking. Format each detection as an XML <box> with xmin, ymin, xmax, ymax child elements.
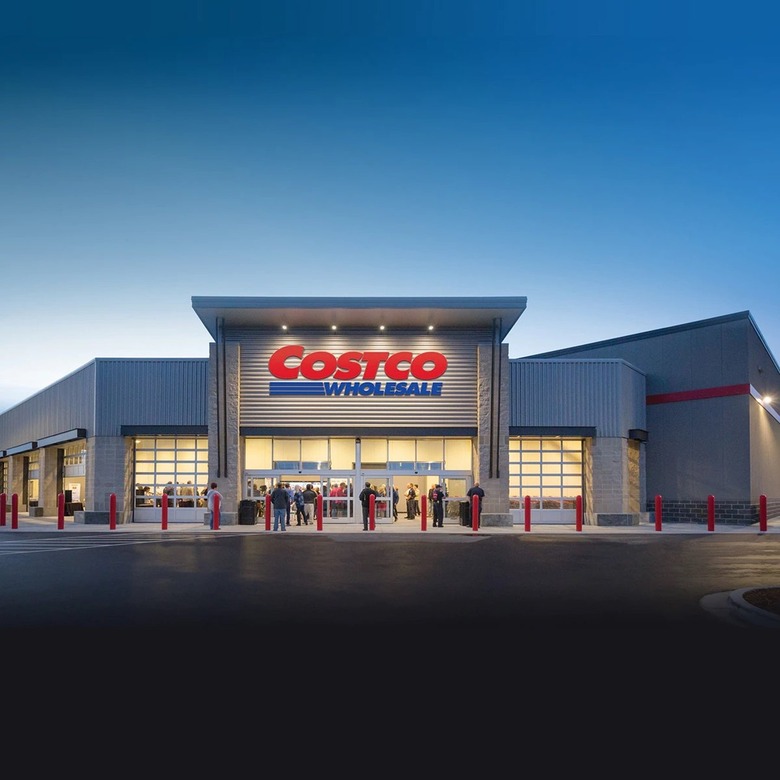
<box><xmin>358</xmin><ymin>481</ymin><xmax>379</xmax><ymax>531</ymax></box>
<box><xmin>430</xmin><ymin>483</ymin><xmax>446</xmax><ymax>527</ymax></box>
<box><xmin>270</xmin><ymin>481</ymin><xmax>290</xmax><ymax>532</ymax></box>
<box><xmin>302</xmin><ymin>483</ymin><xmax>317</xmax><ymax>526</ymax></box>
<box><xmin>466</xmin><ymin>481</ymin><xmax>485</xmax><ymax>526</ymax></box>
<box><xmin>206</xmin><ymin>482</ymin><xmax>223</xmax><ymax>530</ymax></box>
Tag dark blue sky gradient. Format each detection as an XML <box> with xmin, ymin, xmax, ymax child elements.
<box><xmin>2</xmin><ymin>1</ymin><xmax>779</xmax><ymax>409</ymax></box>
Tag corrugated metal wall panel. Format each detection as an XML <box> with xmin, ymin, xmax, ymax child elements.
<box><xmin>94</xmin><ymin>359</ymin><xmax>208</xmax><ymax>436</ymax></box>
<box><xmin>0</xmin><ymin>363</ymin><xmax>96</xmax><ymax>449</ymax></box>
<box><xmin>509</xmin><ymin>359</ymin><xmax>646</xmax><ymax>436</ymax></box>
<box><xmin>231</xmin><ymin>328</ymin><xmax>486</xmax><ymax>428</ymax></box>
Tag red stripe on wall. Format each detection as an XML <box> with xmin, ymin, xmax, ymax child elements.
<box><xmin>646</xmin><ymin>384</ymin><xmax>751</xmax><ymax>405</ymax></box>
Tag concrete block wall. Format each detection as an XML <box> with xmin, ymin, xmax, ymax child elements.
<box><xmin>587</xmin><ymin>437</ymin><xmax>644</xmax><ymax>522</ymax></box>
<box><xmin>85</xmin><ymin>435</ymin><xmax>127</xmax><ymax>515</ymax></box>
<box><xmin>40</xmin><ymin>447</ymin><xmax>59</xmax><ymax>516</ymax></box>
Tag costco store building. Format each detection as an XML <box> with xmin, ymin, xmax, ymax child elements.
<box><xmin>1</xmin><ymin>297</ymin><xmax>779</xmax><ymax>529</ymax></box>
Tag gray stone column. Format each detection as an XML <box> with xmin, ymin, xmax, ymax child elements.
<box><xmin>40</xmin><ymin>447</ymin><xmax>59</xmax><ymax>516</ymax></box>
<box><xmin>586</xmin><ymin>437</ymin><xmax>648</xmax><ymax>526</ymax></box>
<box><xmin>475</xmin><ymin>342</ymin><xmax>511</xmax><ymax>526</ymax></box>
<box><xmin>75</xmin><ymin>435</ymin><xmax>129</xmax><ymax>525</ymax></box>
<box><xmin>8</xmin><ymin>455</ymin><xmax>25</xmax><ymax>504</ymax></box>
<box><xmin>207</xmin><ymin>340</ymin><xmax>240</xmax><ymax>525</ymax></box>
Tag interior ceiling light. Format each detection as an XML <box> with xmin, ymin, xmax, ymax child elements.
<box><xmin>379</xmin><ymin>325</ymin><xmax>385</xmax><ymax>331</ymax></box>
<box><xmin>281</xmin><ymin>325</ymin><xmax>288</xmax><ymax>330</ymax></box>
<box><xmin>427</xmin><ymin>325</ymin><xmax>435</xmax><ymax>331</ymax></box>
<box><xmin>331</xmin><ymin>325</ymin><xmax>338</xmax><ymax>331</ymax></box>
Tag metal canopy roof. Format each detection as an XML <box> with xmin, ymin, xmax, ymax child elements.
<box><xmin>191</xmin><ymin>296</ymin><xmax>527</xmax><ymax>342</ymax></box>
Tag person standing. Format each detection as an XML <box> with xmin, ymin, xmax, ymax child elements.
<box><xmin>466</xmin><ymin>481</ymin><xmax>485</xmax><ymax>525</ymax></box>
<box><xmin>285</xmin><ymin>482</ymin><xmax>294</xmax><ymax>526</ymax></box>
<box><xmin>302</xmin><ymin>483</ymin><xmax>317</xmax><ymax>526</ymax></box>
<box><xmin>431</xmin><ymin>483</ymin><xmax>446</xmax><ymax>528</ymax></box>
<box><xmin>270</xmin><ymin>481</ymin><xmax>290</xmax><ymax>532</ymax></box>
<box><xmin>392</xmin><ymin>485</ymin><xmax>399</xmax><ymax>521</ymax></box>
<box><xmin>358</xmin><ymin>481</ymin><xmax>379</xmax><ymax>531</ymax></box>
<box><xmin>293</xmin><ymin>485</ymin><xmax>305</xmax><ymax>525</ymax></box>
<box><xmin>206</xmin><ymin>482</ymin><xmax>223</xmax><ymax>530</ymax></box>
<box><xmin>405</xmin><ymin>483</ymin><xmax>416</xmax><ymax>519</ymax></box>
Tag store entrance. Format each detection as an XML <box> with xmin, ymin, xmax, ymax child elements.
<box><xmin>245</xmin><ymin>471</ymin><xmax>471</xmax><ymax>527</ymax></box>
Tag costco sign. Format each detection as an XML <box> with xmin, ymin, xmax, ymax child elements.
<box><xmin>267</xmin><ymin>345</ymin><xmax>447</xmax><ymax>397</ymax></box>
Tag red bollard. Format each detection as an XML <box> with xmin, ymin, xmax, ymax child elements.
<box><xmin>524</xmin><ymin>495</ymin><xmax>531</xmax><ymax>532</ymax></box>
<box><xmin>11</xmin><ymin>493</ymin><xmax>19</xmax><ymax>529</ymax></box>
<box><xmin>707</xmin><ymin>494</ymin><xmax>715</xmax><ymax>532</ymax></box>
<box><xmin>109</xmin><ymin>493</ymin><xmax>117</xmax><ymax>530</ymax></box>
<box><xmin>576</xmin><ymin>495</ymin><xmax>583</xmax><ymax>531</ymax></box>
<box><xmin>369</xmin><ymin>493</ymin><xmax>376</xmax><ymax>530</ymax></box>
<box><xmin>161</xmin><ymin>493</ymin><xmax>168</xmax><ymax>530</ymax></box>
<box><xmin>759</xmin><ymin>494</ymin><xmax>767</xmax><ymax>533</ymax></box>
<box><xmin>655</xmin><ymin>494</ymin><xmax>663</xmax><ymax>531</ymax></box>
<box><xmin>316</xmin><ymin>493</ymin><xmax>323</xmax><ymax>530</ymax></box>
<box><xmin>471</xmin><ymin>493</ymin><xmax>480</xmax><ymax>532</ymax></box>
<box><xmin>57</xmin><ymin>492</ymin><xmax>65</xmax><ymax>530</ymax></box>
<box><xmin>213</xmin><ymin>493</ymin><xmax>221</xmax><ymax>530</ymax></box>
<box><xmin>420</xmin><ymin>494</ymin><xmax>427</xmax><ymax>531</ymax></box>
<box><xmin>0</xmin><ymin>492</ymin><xmax>6</xmax><ymax>527</ymax></box>
<box><xmin>265</xmin><ymin>493</ymin><xmax>271</xmax><ymax>531</ymax></box>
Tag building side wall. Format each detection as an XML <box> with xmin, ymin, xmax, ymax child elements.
<box><xmin>645</xmin><ymin>395</ymin><xmax>750</xmax><ymax>502</ymax></box>
<box><xmin>526</xmin><ymin>316</ymin><xmax>752</xmax><ymax>394</ymax></box>
<box><xmin>94</xmin><ymin>359</ymin><xmax>208</xmax><ymax>436</ymax></box>
<box><xmin>0</xmin><ymin>363</ymin><xmax>96</xmax><ymax>451</ymax></box>
<box><xmin>509</xmin><ymin>359</ymin><xmax>646</xmax><ymax>435</ymax></box>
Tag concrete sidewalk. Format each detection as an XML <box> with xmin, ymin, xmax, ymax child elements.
<box><xmin>3</xmin><ymin>513</ymin><xmax>780</xmax><ymax>534</ymax></box>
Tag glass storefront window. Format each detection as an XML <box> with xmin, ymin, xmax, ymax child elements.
<box><xmin>360</xmin><ymin>439</ymin><xmax>387</xmax><ymax>463</ymax></box>
<box><xmin>388</xmin><ymin>439</ymin><xmax>415</xmax><ymax>461</ymax></box>
<box><xmin>245</xmin><ymin>438</ymin><xmax>272</xmax><ymax>469</ymax></box>
<box><xmin>133</xmin><ymin>437</ymin><xmax>209</xmax><ymax>512</ymax></box>
<box><xmin>301</xmin><ymin>439</ymin><xmax>328</xmax><ymax>463</ymax></box>
<box><xmin>330</xmin><ymin>439</ymin><xmax>354</xmax><ymax>469</ymax></box>
<box><xmin>444</xmin><ymin>439</ymin><xmax>471</xmax><ymax>470</ymax></box>
<box><xmin>509</xmin><ymin>437</ymin><xmax>584</xmax><ymax>521</ymax></box>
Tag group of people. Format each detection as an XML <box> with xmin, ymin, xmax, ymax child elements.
<box><xmin>264</xmin><ymin>482</ymin><xmax>320</xmax><ymax>531</ymax></box>
<box><xmin>250</xmin><ymin>478</ymin><xmax>485</xmax><ymax>532</ymax></box>
<box><xmin>135</xmin><ymin>481</ymin><xmax>207</xmax><ymax>509</ymax></box>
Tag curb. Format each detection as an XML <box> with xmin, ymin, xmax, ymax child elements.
<box><xmin>728</xmin><ymin>587</ymin><xmax>780</xmax><ymax>628</ymax></box>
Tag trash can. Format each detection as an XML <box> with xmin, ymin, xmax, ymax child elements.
<box><xmin>459</xmin><ymin>501</ymin><xmax>471</xmax><ymax>526</ymax></box>
<box><xmin>238</xmin><ymin>499</ymin><xmax>257</xmax><ymax>525</ymax></box>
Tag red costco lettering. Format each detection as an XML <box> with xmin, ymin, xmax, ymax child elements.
<box><xmin>268</xmin><ymin>346</ymin><xmax>448</xmax><ymax>380</ymax></box>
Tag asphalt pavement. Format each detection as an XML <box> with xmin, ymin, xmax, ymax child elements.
<box><xmin>3</xmin><ymin>510</ymin><xmax>780</xmax><ymax>628</ymax></box>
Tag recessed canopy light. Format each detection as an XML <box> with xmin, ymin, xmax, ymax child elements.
<box><xmin>764</xmin><ymin>395</ymin><xmax>773</xmax><ymax>404</ymax></box>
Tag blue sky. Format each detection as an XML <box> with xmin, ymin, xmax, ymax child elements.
<box><xmin>2</xmin><ymin>2</ymin><xmax>779</xmax><ymax>411</ymax></box>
